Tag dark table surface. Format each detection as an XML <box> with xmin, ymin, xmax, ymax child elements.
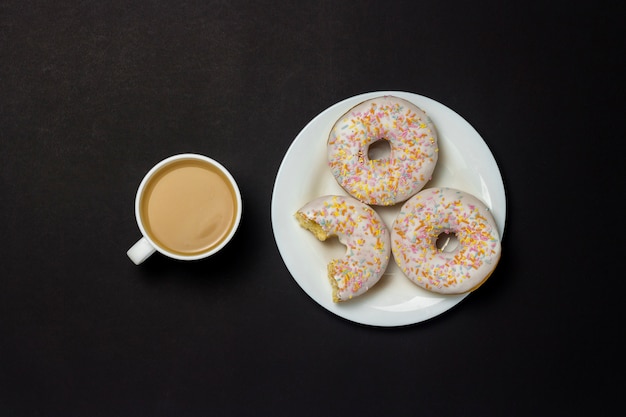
<box><xmin>1</xmin><ymin>1</ymin><xmax>624</xmax><ymax>416</ymax></box>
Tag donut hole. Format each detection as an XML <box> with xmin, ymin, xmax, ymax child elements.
<box><xmin>367</xmin><ymin>139</ymin><xmax>391</xmax><ymax>160</ymax></box>
<box><xmin>326</xmin><ymin>235</ymin><xmax>349</xmax><ymax>258</ymax></box>
<box><xmin>436</xmin><ymin>231</ymin><xmax>460</xmax><ymax>253</ymax></box>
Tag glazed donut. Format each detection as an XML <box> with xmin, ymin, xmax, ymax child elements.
<box><xmin>328</xmin><ymin>95</ymin><xmax>439</xmax><ymax>206</ymax></box>
<box><xmin>295</xmin><ymin>195</ymin><xmax>391</xmax><ymax>302</ymax></box>
<box><xmin>391</xmin><ymin>187</ymin><xmax>501</xmax><ymax>294</ymax></box>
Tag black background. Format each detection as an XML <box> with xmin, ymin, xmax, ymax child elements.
<box><xmin>1</xmin><ymin>1</ymin><xmax>624</xmax><ymax>416</ymax></box>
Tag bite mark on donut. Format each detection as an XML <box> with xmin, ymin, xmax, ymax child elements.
<box><xmin>295</xmin><ymin>212</ymin><xmax>328</xmax><ymax>241</ymax></box>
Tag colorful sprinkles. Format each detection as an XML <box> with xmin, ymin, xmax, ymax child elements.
<box><xmin>391</xmin><ymin>187</ymin><xmax>502</xmax><ymax>294</ymax></box>
<box><xmin>328</xmin><ymin>96</ymin><xmax>438</xmax><ymax>206</ymax></box>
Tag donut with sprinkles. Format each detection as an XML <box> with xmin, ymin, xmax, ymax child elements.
<box><xmin>295</xmin><ymin>195</ymin><xmax>391</xmax><ymax>302</ymax></box>
<box><xmin>328</xmin><ymin>96</ymin><xmax>439</xmax><ymax>206</ymax></box>
<box><xmin>391</xmin><ymin>187</ymin><xmax>502</xmax><ymax>294</ymax></box>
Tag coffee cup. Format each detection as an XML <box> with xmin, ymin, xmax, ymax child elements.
<box><xmin>127</xmin><ymin>153</ymin><xmax>242</xmax><ymax>264</ymax></box>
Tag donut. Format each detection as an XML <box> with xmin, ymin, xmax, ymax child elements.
<box><xmin>295</xmin><ymin>195</ymin><xmax>391</xmax><ymax>302</ymax></box>
<box><xmin>391</xmin><ymin>187</ymin><xmax>501</xmax><ymax>294</ymax></box>
<box><xmin>327</xmin><ymin>95</ymin><xmax>439</xmax><ymax>206</ymax></box>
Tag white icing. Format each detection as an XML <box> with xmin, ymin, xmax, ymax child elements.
<box><xmin>391</xmin><ymin>187</ymin><xmax>501</xmax><ymax>294</ymax></box>
<box><xmin>328</xmin><ymin>96</ymin><xmax>439</xmax><ymax>206</ymax></box>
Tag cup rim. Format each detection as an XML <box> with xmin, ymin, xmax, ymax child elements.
<box><xmin>134</xmin><ymin>153</ymin><xmax>242</xmax><ymax>261</ymax></box>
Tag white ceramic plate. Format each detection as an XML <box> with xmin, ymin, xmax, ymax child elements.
<box><xmin>271</xmin><ymin>91</ymin><xmax>506</xmax><ymax>327</ymax></box>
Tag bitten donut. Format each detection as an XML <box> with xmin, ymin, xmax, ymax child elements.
<box><xmin>391</xmin><ymin>187</ymin><xmax>501</xmax><ymax>294</ymax></box>
<box><xmin>328</xmin><ymin>96</ymin><xmax>439</xmax><ymax>206</ymax></box>
<box><xmin>295</xmin><ymin>195</ymin><xmax>391</xmax><ymax>302</ymax></box>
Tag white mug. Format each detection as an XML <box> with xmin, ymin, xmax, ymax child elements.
<box><xmin>127</xmin><ymin>153</ymin><xmax>242</xmax><ymax>265</ymax></box>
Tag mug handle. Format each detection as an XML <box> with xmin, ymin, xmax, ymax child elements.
<box><xmin>127</xmin><ymin>237</ymin><xmax>156</xmax><ymax>265</ymax></box>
